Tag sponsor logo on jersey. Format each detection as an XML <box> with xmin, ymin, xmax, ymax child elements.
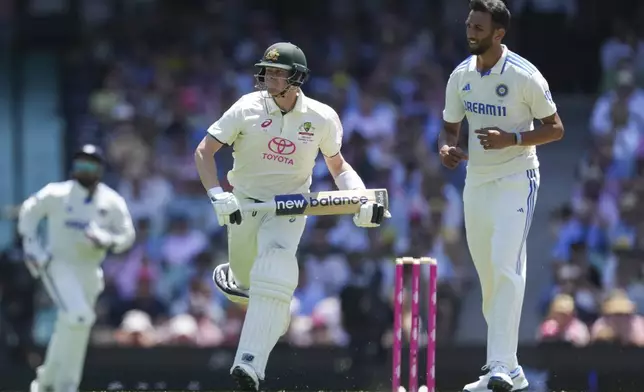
<box><xmin>261</xmin><ymin>119</ymin><xmax>273</xmax><ymax>128</ymax></box>
<box><xmin>65</xmin><ymin>220</ymin><xmax>89</xmax><ymax>230</ymax></box>
<box><xmin>463</xmin><ymin>100</ymin><xmax>507</xmax><ymax>117</ymax></box>
<box><xmin>274</xmin><ymin>193</ymin><xmax>369</xmax><ymax>216</ymax></box>
<box><xmin>263</xmin><ymin>137</ymin><xmax>296</xmax><ymax>165</ymax></box>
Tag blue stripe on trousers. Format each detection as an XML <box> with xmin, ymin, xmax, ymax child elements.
<box><xmin>516</xmin><ymin>169</ymin><xmax>538</xmax><ymax>275</ymax></box>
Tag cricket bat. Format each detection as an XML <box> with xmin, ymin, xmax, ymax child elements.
<box><xmin>241</xmin><ymin>188</ymin><xmax>389</xmax><ymax>217</ymax></box>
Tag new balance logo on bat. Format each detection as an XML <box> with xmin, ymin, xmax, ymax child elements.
<box><xmin>275</xmin><ymin>194</ymin><xmax>369</xmax><ymax>216</ymax></box>
<box><xmin>275</xmin><ymin>195</ymin><xmax>308</xmax><ymax>215</ymax></box>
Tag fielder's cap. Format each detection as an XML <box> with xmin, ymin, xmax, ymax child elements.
<box><xmin>74</xmin><ymin>144</ymin><xmax>105</xmax><ymax>163</ymax></box>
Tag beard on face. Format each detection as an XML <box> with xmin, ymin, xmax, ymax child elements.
<box><xmin>468</xmin><ymin>32</ymin><xmax>494</xmax><ymax>55</ymax></box>
<box><xmin>75</xmin><ymin>175</ymin><xmax>100</xmax><ymax>188</ymax></box>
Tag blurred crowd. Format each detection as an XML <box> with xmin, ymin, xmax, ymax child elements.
<box><xmin>538</xmin><ymin>19</ymin><xmax>644</xmax><ymax>347</ymax></box>
<box><xmin>4</xmin><ymin>0</ymin><xmax>478</xmax><ymax>359</ymax></box>
<box><xmin>2</xmin><ymin>0</ymin><xmax>644</xmax><ymax>371</ymax></box>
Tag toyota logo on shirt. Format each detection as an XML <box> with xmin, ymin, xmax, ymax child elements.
<box><xmin>263</xmin><ymin>137</ymin><xmax>296</xmax><ymax>165</ymax></box>
<box><xmin>268</xmin><ymin>137</ymin><xmax>296</xmax><ymax>155</ymax></box>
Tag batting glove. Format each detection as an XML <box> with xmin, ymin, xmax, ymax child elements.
<box><xmin>22</xmin><ymin>237</ymin><xmax>51</xmax><ymax>278</ymax></box>
<box><xmin>85</xmin><ymin>222</ymin><xmax>114</xmax><ymax>249</ymax></box>
<box><xmin>208</xmin><ymin>187</ymin><xmax>243</xmax><ymax>226</ymax></box>
<box><xmin>353</xmin><ymin>202</ymin><xmax>386</xmax><ymax>228</ymax></box>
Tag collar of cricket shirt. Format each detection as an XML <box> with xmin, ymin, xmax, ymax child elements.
<box><xmin>468</xmin><ymin>44</ymin><xmax>509</xmax><ymax>76</ymax></box>
<box><xmin>266</xmin><ymin>90</ymin><xmax>308</xmax><ymax>115</ymax></box>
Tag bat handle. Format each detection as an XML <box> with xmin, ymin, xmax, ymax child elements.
<box><xmin>240</xmin><ymin>201</ymin><xmax>276</xmax><ymax>214</ymax></box>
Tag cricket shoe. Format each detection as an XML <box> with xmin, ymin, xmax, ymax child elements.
<box><xmin>231</xmin><ymin>363</ymin><xmax>260</xmax><ymax>391</ymax></box>
<box><xmin>463</xmin><ymin>364</ymin><xmax>529</xmax><ymax>392</ymax></box>
<box><xmin>213</xmin><ymin>263</ymin><xmax>249</xmax><ymax>305</ymax></box>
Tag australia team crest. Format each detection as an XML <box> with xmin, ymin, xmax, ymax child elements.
<box><xmin>297</xmin><ymin>121</ymin><xmax>315</xmax><ymax>143</ymax></box>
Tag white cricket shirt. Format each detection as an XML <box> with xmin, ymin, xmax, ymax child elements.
<box><xmin>443</xmin><ymin>45</ymin><xmax>557</xmax><ymax>182</ymax></box>
<box><xmin>18</xmin><ymin>180</ymin><xmax>136</xmax><ymax>263</ymax></box>
<box><xmin>207</xmin><ymin>91</ymin><xmax>343</xmax><ymax>201</ymax></box>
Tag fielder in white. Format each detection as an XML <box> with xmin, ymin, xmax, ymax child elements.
<box><xmin>439</xmin><ymin>1</ymin><xmax>565</xmax><ymax>391</ymax></box>
<box><xmin>19</xmin><ymin>144</ymin><xmax>135</xmax><ymax>392</ymax></box>
<box><xmin>194</xmin><ymin>42</ymin><xmax>386</xmax><ymax>391</ymax></box>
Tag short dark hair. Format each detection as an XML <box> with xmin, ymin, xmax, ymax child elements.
<box><xmin>470</xmin><ymin>0</ymin><xmax>511</xmax><ymax>31</ymax></box>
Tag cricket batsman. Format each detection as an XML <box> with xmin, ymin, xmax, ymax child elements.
<box><xmin>194</xmin><ymin>42</ymin><xmax>386</xmax><ymax>390</ymax></box>
<box><xmin>439</xmin><ymin>1</ymin><xmax>565</xmax><ymax>391</ymax></box>
<box><xmin>19</xmin><ymin>144</ymin><xmax>136</xmax><ymax>392</ymax></box>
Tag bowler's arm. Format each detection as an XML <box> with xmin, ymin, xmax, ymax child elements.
<box><xmin>439</xmin><ymin>71</ymin><xmax>466</xmax><ymax>149</ymax></box>
<box><xmin>18</xmin><ymin>184</ymin><xmax>54</xmax><ymax>263</ymax></box>
<box><xmin>18</xmin><ymin>185</ymin><xmax>52</xmax><ymax>240</ymax></box>
<box><xmin>109</xmin><ymin>197</ymin><xmax>136</xmax><ymax>254</ymax></box>
<box><xmin>439</xmin><ymin>121</ymin><xmax>462</xmax><ymax>149</ymax></box>
<box><xmin>519</xmin><ymin>73</ymin><xmax>565</xmax><ymax>146</ymax></box>
<box><xmin>518</xmin><ymin>113</ymin><xmax>564</xmax><ymax>146</ymax></box>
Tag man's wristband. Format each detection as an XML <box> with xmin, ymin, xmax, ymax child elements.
<box><xmin>515</xmin><ymin>132</ymin><xmax>523</xmax><ymax>146</ymax></box>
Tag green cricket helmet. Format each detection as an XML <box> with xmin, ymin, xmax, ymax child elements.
<box><xmin>254</xmin><ymin>42</ymin><xmax>310</xmax><ymax>89</ymax></box>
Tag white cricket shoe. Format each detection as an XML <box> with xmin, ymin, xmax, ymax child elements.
<box><xmin>463</xmin><ymin>364</ymin><xmax>529</xmax><ymax>392</ymax></box>
<box><xmin>231</xmin><ymin>363</ymin><xmax>260</xmax><ymax>391</ymax></box>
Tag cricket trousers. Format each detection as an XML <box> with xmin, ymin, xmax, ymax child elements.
<box><xmin>226</xmin><ymin>202</ymin><xmax>307</xmax><ymax>380</ymax></box>
<box><xmin>463</xmin><ymin>168</ymin><xmax>539</xmax><ymax>369</ymax></box>
<box><xmin>227</xmin><ymin>208</ymin><xmax>306</xmax><ymax>290</ymax></box>
<box><xmin>36</xmin><ymin>260</ymin><xmax>103</xmax><ymax>392</ymax></box>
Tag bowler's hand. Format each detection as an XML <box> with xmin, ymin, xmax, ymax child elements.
<box><xmin>85</xmin><ymin>222</ymin><xmax>114</xmax><ymax>249</ymax></box>
<box><xmin>439</xmin><ymin>145</ymin><xmax>468</xmax><ymax>169</ymax></box>
<box><xmin>353</xmin><ymin>202</ymin><xmax>387</xmax><ymax>228</ymax></box>
<box><xmin>22</xmin><ymin>237</ymin><xmax>51</xmax><ymax>278</ymax></box>
<box><xmin>475</xmin><ymin>127</ymin><xmax>516</xmax><ymax>150</ymax></box>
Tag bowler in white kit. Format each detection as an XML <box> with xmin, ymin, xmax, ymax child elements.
<box><xmin>194</xmin><ymin>42</ymin><xmax>386</xmax><ymax>391</ymax></box>
<box><xmin>19</xmin><ymin>144</ymin><xmax>135</xmax><ymax>392</ymax></box>
<box><xmin>439</xmin><ymin>1</ymin><xmax>564</xmax><ymax>391</ymax></box>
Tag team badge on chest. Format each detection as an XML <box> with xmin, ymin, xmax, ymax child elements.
<box><xmin>297</xmin><ymin>121</ymin><xmax>315</xmax><ymax>143</ymax></box>
<box><xmin>495</xmin><ymin>83</ymin><xmax>509</xmax><ymax>97</ymax></box>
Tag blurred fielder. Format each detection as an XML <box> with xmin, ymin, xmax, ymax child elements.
<box><xmin>19</xmin><ymin>145</ymin><xmax>135</xmax><ymax>392</ymax></box>
<box><xmin>195</xmin><ymin>42</ymin><xmax>386</xmax><ymax>390</ymax></box>
<box><xmin>439</xmin><ymin>1</ymin><xmax>564</xmax><ymax>391</ymax></box>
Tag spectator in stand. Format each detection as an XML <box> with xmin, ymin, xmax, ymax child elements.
<box><xmin>114</xmin><ymin>310</ymin><xmax>157</xmax><ymax>348</ymax></box>
<box><xmin>591</xmin><ymin>290</ymin><xmax>644</xmax><ymax>346</ymax></box>
<box><xmin>537</xmin><ymin>294</ymin><xmax>590</xmax><ymax>347</ymax></box>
